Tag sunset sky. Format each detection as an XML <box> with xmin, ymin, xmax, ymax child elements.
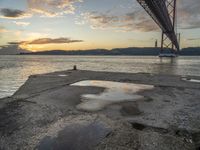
<box><xmin>0</xmin><ymin>0</ymin><xmax>200</xmax><ymax>52</ymax></box>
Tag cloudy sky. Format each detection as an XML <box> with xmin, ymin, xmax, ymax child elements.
<box><xmin>0</xmin><ymin>0</ymin><xmax>200</xmax><ymax>51</ymax></box>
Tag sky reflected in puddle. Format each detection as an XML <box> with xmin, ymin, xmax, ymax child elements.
<box><xmin>182</xmin><ymin>78</ymin><xmax>200</xmax><ymax>83</ymax></box>
<box><xmin>71</xmin><ymin>80</ymin><xmax>154</xmax><ymax>112</ymax></box>
<box><xmin>58</xmin><ymin>74</ymin><xmax>68</xmax><ymax>77</ymax></box>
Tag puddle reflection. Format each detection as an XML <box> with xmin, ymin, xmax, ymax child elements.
<box><xmin>58</xmin><ymin>74</ymin><xmax>68</xmax><ymax>77</ymax></box>
<box><xmin>71</xmin><ymin>80</ymin><xmax>154</xmax><ymax>112</ymax></box>
<box><xmin>182</xmin><ymin>78</ymin><xmax>200</xmax><ymax>83</ymax></box>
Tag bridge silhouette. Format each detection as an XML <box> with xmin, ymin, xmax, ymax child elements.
<box><xmin>136</xmin><ymin>0</ymin><xmax>179</xmax><ymax>54</ymax></box>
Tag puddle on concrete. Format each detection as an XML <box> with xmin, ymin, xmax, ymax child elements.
<box><xmin>36</xmin><ymin>122</ymin><xmax>110</xmax><ymax>150</ymax></box>
<box><xmin>182</xmin><ymin>78</ymin><xmax>200</xmax><ymax>83</ymax></box>
<box><xmin>58</xmin><ymin>74</ymin><xmax>68</xmax><ymax>77</ymax></box>
<box><xmin>71</xmin><ymin>80</ymin><xmax>154</xmax><ymax>112</ymax></box>
<box><xmin>40</xmin><ymin>74</ymin><xmax>68</xmax><ymax>77</ymax></box>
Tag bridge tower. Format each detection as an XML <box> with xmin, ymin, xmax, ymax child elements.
<box><xmin>161</xmin><ymin>0</ymin><xmax>178</xmax><ymax>53</ymax></box>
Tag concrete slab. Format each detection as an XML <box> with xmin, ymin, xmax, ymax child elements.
<box><xmin>0</xmin><ymin>69</ymin><xmax>200</xmax><ymax>150</ymax></box>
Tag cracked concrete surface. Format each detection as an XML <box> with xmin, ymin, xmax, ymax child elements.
<box><xmin>0</xmin><ymin>70</ymin><xmax>200</xmax><ymax>150</ymax></box>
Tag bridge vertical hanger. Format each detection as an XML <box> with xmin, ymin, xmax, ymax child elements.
<box><xmin>161</xmin><ymin>0</ymin><xmax>178</xmax><ymax>53</ymax></box>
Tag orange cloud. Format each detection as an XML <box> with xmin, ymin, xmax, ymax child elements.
<box><xmin>27</xmin><ymin>0</ymin><xmax>82</xmax><ymax>17</ymax></box>
<box><xmin>8</xmin><ymin>37</ymin><xmax>83</xmax><ymax>51</ymax></box>
<box><xmin>20</xmin><ymin>37</ymin><xmax>83</xmax><ymax>44</ymax></box>
<box><xmin>82</xmin><ymin>11</ymin><xmax>157</xmax><ymax>32</ymax></box>
<box><xmin>0</xmin><ymin>26</ymin><xmax>9</xmax><ymax>33</ymax></box>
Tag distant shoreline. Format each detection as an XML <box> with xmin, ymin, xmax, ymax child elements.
<box><xmin>18</xmin><ymin>54</ymin><xmax>200</xmax><ymax>56</ymax></box>
<box><xmin>19</xmin><ymin>47</ymin><xmax>200</xmax><ymax>56</ymax></box>
<box><xmin>1</xmin><ymin>47</ymin><xmax>200</xmax><ymax>56</ymax></box>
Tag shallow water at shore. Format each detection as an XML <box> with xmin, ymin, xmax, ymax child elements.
<box><xmin>0</xmin><ymin>55</ymin><xmax>200</xmax><ymax>98</ymax></box>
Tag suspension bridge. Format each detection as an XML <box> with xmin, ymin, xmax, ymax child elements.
<box><xmin>136</xmin><ymin>0</ymin><xmax>180</xmax><ymax>56</ymax></box>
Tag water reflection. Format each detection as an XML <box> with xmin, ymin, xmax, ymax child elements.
<box><xmin>71</xmin><ymin>80</ymin><xmax>154</xmax><ymax>112</ymax></box>
<box><xmin>159</xmin><ymin>57</ymin><xmax>177</xmax><ymax>64</ymax></box>
<box><xmin>36</xmin><ymin>122</ymin><xmax>110</xmax><ymax>150</ymax></box>
<box><xmin>182</xmin><ymin>77</ymin><xmax>200</xmax><ymax>83</ymax></box>
<box><xmin>58</xmin><ymin>74</ymin><xmax>68</xmax><ymax>77</ymax></box>
<box><xmin>150</xmin><ymin>57</ymin><xmax>178</xmax><ymax>75</ymax></box>
<box><xmin>0</xmin><ymin>56</ymin><xmax>200</xmax><ymax>98</ymax></box>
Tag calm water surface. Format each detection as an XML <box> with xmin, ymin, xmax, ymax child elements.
<box><xmin>0</xmin><ymin>55</ymin><xmax>200</xmax><ymax>98</ymax></box>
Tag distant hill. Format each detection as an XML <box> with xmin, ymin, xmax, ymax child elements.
<box><xmin>21</xmin><ymin>49</ymin><xmax>110</xmax><ymax>55</ymax></box>
<box><xmin>180</xmin><ymin>47</ymin><xmax>200</xmax><ymax>56</ymax></box>
<box><xmin>19</xmin><ymin>47</ymin><xmax>200</xmax><ymax>56</ymax></box>
<box><xmin>0</xmin><ymin>44</ymin><xmax>29</xmax><ymax>55</ymax></box>
<box><xmin>20</xmin><ymin>47</ymin><xmax>161</xmax><ymax>56</ymax></box>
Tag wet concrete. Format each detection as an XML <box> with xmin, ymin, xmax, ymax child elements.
<box><xmin>36</xmin><ymin>122</ymin><xmax>110</xmax><ymax>150</ymax></box>
<box><xmin>0</xmin><ymin>69</ymin><xmax>200</xmax><ymax>150</ymax></box>
<box><xmin>120</xmin><ymin>103</ymin><xmax>142</xmax><ymax>116</ymax></box>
